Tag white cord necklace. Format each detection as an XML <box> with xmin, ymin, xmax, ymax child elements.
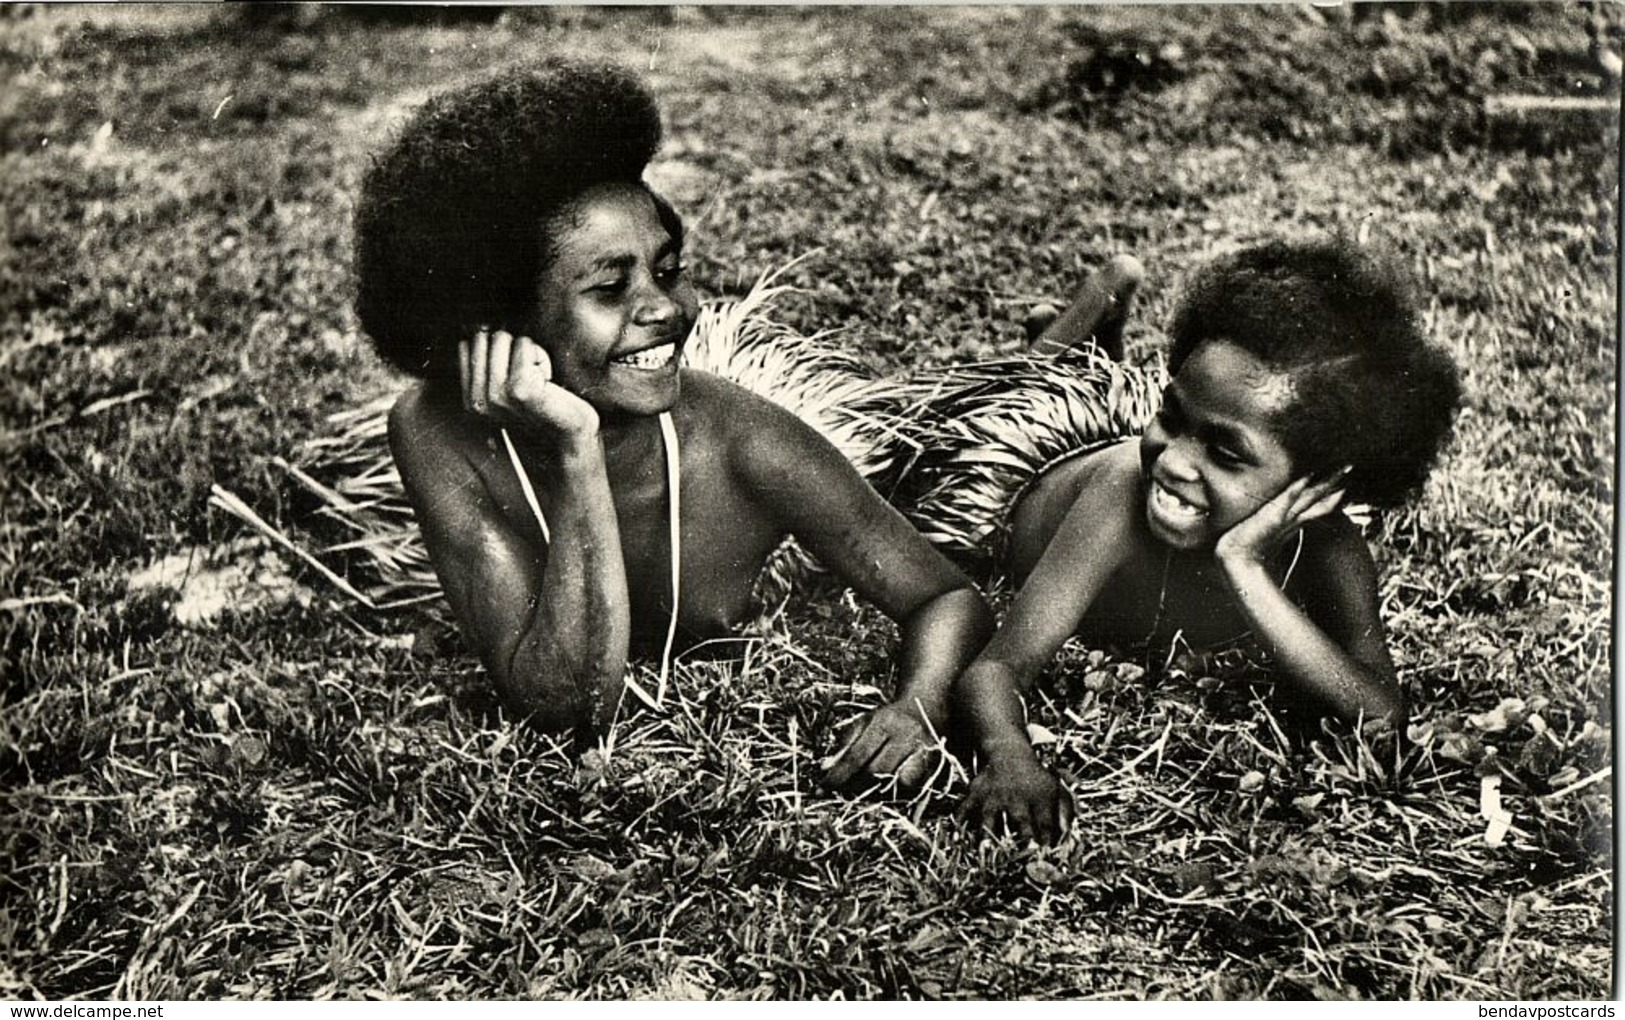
<box><xmin>501</xmin><ymin>412</ymin><xmax>682</xmax><ymax>711</ymax></box>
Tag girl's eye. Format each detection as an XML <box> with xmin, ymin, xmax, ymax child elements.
<box><xmin>590</xmin><ymin>277</ymin><xmax>628</xmax><ymax>295</ymax></box>
<box><xmin>655</xmin><ymin>261</ymin><xmax>685</xmax><ymax>286</ymax></box>
<box><xmin>1209</xmin><ymin>444</ymin><xmax>1244</xmax><ymax>468</ymax></box>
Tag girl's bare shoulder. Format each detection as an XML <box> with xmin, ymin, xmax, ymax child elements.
<box><xmin>1018</xmin><ymin>439</ymin><xmax>1142</xmax><ymax>523</ymax></box>
<box><xmin>674</xmin><ymin>369</ymin><xmax>830</xmax><ymax>465</ymax></box>
<box><xmin>390</xmin><ymin>382</ymin><xmax>476</xmax><ymax>446</ymax></box>
<box><xmin>1077</xmin><ymin>439</ymin><xmax>1145</xmax><ymax>492</ymax></box>
<box><xmin>1007</xmin><ymin>440</ymin><xmax>1143</xmax><ymax>577</ymax></box>
<box><xmin>387</xmin><ymin>383</ymin><xmax>503</xmax><ymax>498</ymax></box>
<box><xmin>676</xmin><ymin>369</ymin><xmax>790</xmax><ymax>424</ymax></box>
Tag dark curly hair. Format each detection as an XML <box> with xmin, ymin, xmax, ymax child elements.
<box><xmin>354</xmin><ymin>59</ymin><xmax>680</xmax><ymax>381</ymax></box>
<box><xmin>1167</xmin><ymin>237</ymin><xmax>1462</xmax><ymax>508</ymax></box>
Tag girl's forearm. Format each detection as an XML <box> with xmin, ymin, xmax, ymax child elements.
<box><xmin>951</xmin><ymin>659</ymin><xmax>1043</xmax><ymax>764</ymax></box>
<box><xmin>892</xmin><ymin>586</ymin><xmax>995</xmax><ymax>726</ymax></box>
<box><xmin>504</xmin><ymin>441</ymin><xmax>632</xmax><ymax>730</ymax></box>
<box><xmin>1218</xmin><ymin>558</ymin><xmax>1402</xmax><ymax>724</ymax></box>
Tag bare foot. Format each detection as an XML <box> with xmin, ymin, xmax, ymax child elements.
<box><xmin>1028</xmin><ymin>253</ymin><xmax>1145</xmax><ymax>360</ymax></box>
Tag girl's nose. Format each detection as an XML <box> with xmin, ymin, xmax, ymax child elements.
<box><xmin>632</xmin><ymin>278</ymin><xmax>679</xmax><ymax>327</ymax></box>
<box><xmin>1158</xmin><ymin>437</ymin><xmax>1202</xmax><ymax>481</ymax></box>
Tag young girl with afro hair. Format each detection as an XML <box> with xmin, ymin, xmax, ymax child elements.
<box><xmin>351</xmin><ymin>59</ymin><xmax>992</xmax><ymax>780</ymax></box>
<box><xmin>880</xmin><ymin>238</ymin><xmax>1462</xmax><ymax>843</ymax></box>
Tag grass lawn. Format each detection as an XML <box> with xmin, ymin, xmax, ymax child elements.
<box><xmin>0</xmin><ymin>3</ymin><xmax>1616</xmax><ymax>1000</ymax></box>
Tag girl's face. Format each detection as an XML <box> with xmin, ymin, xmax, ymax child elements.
<box><xmin>533</xmin><ymin>182</ymin><xmax>698</xmax><ymax>419</ymax></box>
<box><xmin>1139</xmin><ymin>340</ymin><xmax>1298</xmax><ymax>550</ymax></box>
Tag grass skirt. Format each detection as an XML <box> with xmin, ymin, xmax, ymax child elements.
<box><xmin>890</xmin><ymin>344</ymin><xmax>1167</xmax><ymax>576</ymax></box>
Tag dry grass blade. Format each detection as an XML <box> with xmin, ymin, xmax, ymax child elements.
<box><xmin>206</xmin><ymin>485</ymin><xmax>378</xmax><ymax>608</ymax></box>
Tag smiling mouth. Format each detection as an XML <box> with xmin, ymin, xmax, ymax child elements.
<box><xmin>611</xmin><ymin>341</ymin><xmax>678</xmax><ymax>371</ymax></box>
<box><xmin>1149</xmin><ymin>480</ymin><xmax>1207</xmax><ymax>522</ymax></box>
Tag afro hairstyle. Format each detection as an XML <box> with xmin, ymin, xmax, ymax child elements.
<box><xmin>1166</xmin><ymin>237</ymin><xmax>1462</xmax><ymax>508</ymax></box>
<box><xmin>354</xmin><ymin>59</ymin><xmax>679</xmax><ymax>382</ymax></box>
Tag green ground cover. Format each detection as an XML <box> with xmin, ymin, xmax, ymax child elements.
<box><xmin>0</xmin><ymin>4</ymin><xmax>1616</xmax><ymax>999</ymax></box>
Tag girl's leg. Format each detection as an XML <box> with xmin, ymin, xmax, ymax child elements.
<box><xmin>1027</xmin><ymin>254</ymin><xmax>1145</xmax><ymax>361</ymax></box>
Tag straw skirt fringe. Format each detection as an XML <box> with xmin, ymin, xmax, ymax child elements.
<box><xmin>890</xmin><ymin>344</ymin><xmax>1167</xmax><ymax>575</ymax></box>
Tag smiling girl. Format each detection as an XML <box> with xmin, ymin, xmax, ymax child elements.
<box><xmin>359</xmin><ymin>61</ymin><xmax>991</xmax><ymax>763</ymax></box>
<box><xmin>897</xmin><ymin>239</ymin><xmax>1463</xmax><ymax>842</ymax></box>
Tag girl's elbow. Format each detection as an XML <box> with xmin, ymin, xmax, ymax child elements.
<box><xmin>1374</xmin><ymin>684</ymin><xmax>1408</xmax><ymax>728</ymax></box>
<box><xmin>1350</xmin><ymin>681</ymin><xmax>1406</xmax><ymax>731</ymax></box>
<box><xmin>493</xmin><ymin>660</ymin><xmax>602</xmax><ymax>736</ymax></box>
<box><xmin>956</xmin><ymin>585</ymin><xmax>996</xmax><ymax>640</ymax></box>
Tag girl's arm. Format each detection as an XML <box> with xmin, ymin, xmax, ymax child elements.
<box><xmin>952</xmin><ymin>454</ymin><xmax>1142</xmax><ymax>842</ymax></box>
<box><xmin>724</xmin><ymin>396</ymin><xmax>995</xmax><ymax>789</ymax></box>
<box><xmin>390</xmin><ymin>332</ymin><xmax>632</xmax><ymax>734</ymax></box>
<box><xmin>1214</xmin><ymin>474</ymin><xmax>1403</xmax><ymax>725</ymax></box>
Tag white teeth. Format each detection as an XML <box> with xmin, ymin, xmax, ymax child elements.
<box><xmin>613</xmin><ymin>342</ymin><xmax>676</xmax><ymax>370</ymax></box>
<box><xmin>1152</xmin><ymin>481</ymin><xmax>1206</xmax><ymax>519</ymax></box>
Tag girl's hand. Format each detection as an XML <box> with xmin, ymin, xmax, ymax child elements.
<box><xmin>460</xmin><ymin>329</ymin><xmax>599</xmax><ymax>444</ymax></box>
<box><xmin>1215</xmin><ymin>466</ymin><xmax>1351</xmax><ymax>570</ymax></box>
<box><xmin>823</xmin><ymin>699</ymin><xmax>942</xmax><ymax>793</ymax></box>
<box><xmin>955</xmin><ymin>754</ymin><xmax>1074</xmax><ymax>846</ymax></box>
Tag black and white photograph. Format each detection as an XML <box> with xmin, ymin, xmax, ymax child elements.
<box><xmin>1</xmin><ymin>2</ymin><xmax>1616</xmax><ymax>1001</ymax></box>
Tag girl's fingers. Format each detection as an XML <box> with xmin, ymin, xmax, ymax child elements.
<box><xmin>895</xmin><ymin>748</ymin><xmax>933</xmax><ymax>791</ymax></box>
<box><xmin>1289</xmin><ymin>467</ymin><xmax>1352</xmax><ymax>519</ymax></box>
<box><xmin>1045</xmin><ymin>800</ymin><xmax>1070</xmax><ymax>846</ymax></box>
<box><xmin>510</xmin><ymin>336</ymin><xmax>552</xmax><ymax>397</ymax></box>
<box><xmin>457</xmin><ymin>337</ymin><xmax>473</xmax><ymax>407</ymax></box>
<box><xmin>1031</xmin><ymin>801</ymin><xmax>1055</xmax><ymax>846</ymax></box>
<box><xmin>878</xmin><ymin>739</ymin><xmax>928</xmax><ymax>780</ymax></box>
<box><xmin>953</xmin><ymin>790</ymin><xmax>979</xmax><ymax>825</ymax></box>
<box><xmin>825</xmin><ymin>724</ymin><xmax>883</xmax><ymax>788</ymax></box>
<box><xmin>956</xmin><ymin>787</ymin><xmax>994</xmax><ymax>830</ymax></box>
<box><xmin>1278</xmin><ymin>467</ymin><xmax>1337</xmax><ymax>511</ymax></box>
<box><xmin>538</xmin><ymin>345</ymin><xmax>552</xmax><ymax>386</ymax></box>
<box><xmin>1299</xmin><ymin>485</ymin><xmax>1348</xmax><ymax>523</ymax></box>
<box><xmin>1264</xmin><ymin>475</ymin><xmax>1312</xmax><ymax>516</ymax></box>
<box><xmin>486</xmin><ymin>330</ymin><xmax>514</xmax><ymax>405</ymax></box>
<box><xmin>467</xmin><ymin>328</ymin><xmax>491</xmax><ymax>414</ymax></box>
<box><xmin>1287</xmin><ymin>482</ymin><xmax>1329</xmax><ymax>518</ymax></box>
<box><xmin>1312</xmin><ymin>465</ymin><xmax>1354</xmax><ymax>493</ymax></box>
<box><xmin>1004</xmin><ymin>803</ymin><xmax>1036</xmax><ymax>843</ymax></box>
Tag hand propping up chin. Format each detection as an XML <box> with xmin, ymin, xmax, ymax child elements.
<box><xmin>1215</xmin><ymin>466</ymin><xmax>1351</xmax><ymax>570</ymax></box>
<box><xmin>460</xmin><ymin>329</ymin><xmax>599</xmax><ymax>446</ymax></box>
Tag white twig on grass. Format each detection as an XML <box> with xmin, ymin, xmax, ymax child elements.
<box><xmin>0</xmin><ymin>593</ymin><xmax>80</xmax><ymax>613</ymax></box>
<box><xmin>0</xmin><ymin>389</ymin><xmax>151</xmax><ymax>448</ymax></box>
<box><xmin>1540</xmin><ymin>766</ymin><xmax>1611</xmax><ymax>803</ymax></box>
<box><xmin>1098</xmin><ymin>717</ymin><xmax>1173</xmax><ymax>783</ymax></box>
<box><xmin>207</xmin><ymin>484</ymin><xmax>378</xmax><ymax>608</ymax></box>
<box><xmin>46</xmin><ymin>855</ymin><xmax>69</xmax><ymax>944</ymax></box>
